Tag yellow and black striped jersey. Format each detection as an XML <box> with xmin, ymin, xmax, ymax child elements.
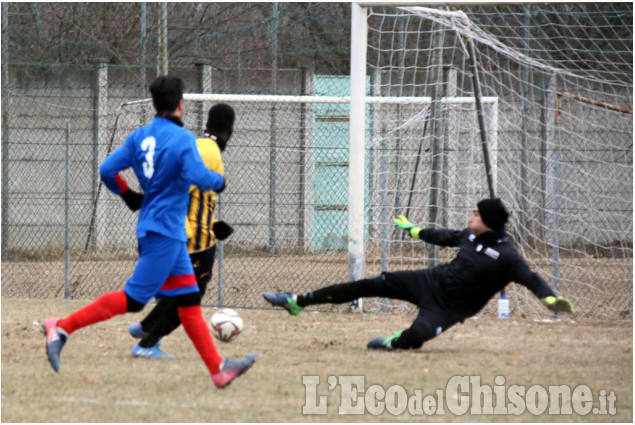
<box><xmin>186</xmin><ymin>136</ymin><xmax>224</xmax><ymax>253</ymax></box>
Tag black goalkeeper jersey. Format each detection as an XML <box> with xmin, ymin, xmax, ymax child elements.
<box><xmin>416</xmin><ymin>227</ymin><xmax>556</xmax><ymax>319</ymax></box>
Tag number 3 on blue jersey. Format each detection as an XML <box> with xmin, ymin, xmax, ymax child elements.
<box><xmin>141</xmin><ymin>136</ymin><xmax>156</xmax><ymax>178</ymax></box>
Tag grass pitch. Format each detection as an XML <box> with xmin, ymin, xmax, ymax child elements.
<box><xmin>1</xmin><ymin>298</ymin><xmax>632</xmax><ymax>422</ymax></box>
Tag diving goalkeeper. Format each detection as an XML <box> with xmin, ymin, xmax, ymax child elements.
<box><xmin>263</xmin><ymin>198</ymin><xmax>574</xmax><ymax>350</ymax></box>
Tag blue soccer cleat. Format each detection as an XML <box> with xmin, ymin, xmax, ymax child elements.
<box><xmin>212</xmin><ymin>353</ymin><xmax>258</xmax><ymax>389</ymax></box>
<box><xmin>131</xmin><ymin>342</ymin><xmax>175</xmax><ymax>359</ymax></box>
<box><xmin>128</xmin><ymin>321</ymin><xmax>149</xmax><ymax>339</ymax></box>
<box><xmin>43</xmin><ymin>318</ymin><xmax>67</xmax><ymax>372</ymax></box>
<box><xmin>262</xmin><ymin>292</ymin><xmax>303</xmax><ymax>316</ymax></box>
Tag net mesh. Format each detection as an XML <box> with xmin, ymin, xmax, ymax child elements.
<box><xmin>361</xmin><ymin>5</ymin><xmax>632</xmax><ymax>320</ymax></box>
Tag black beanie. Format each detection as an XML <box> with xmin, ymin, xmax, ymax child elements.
<box><xmin>477</xmin><ymin>198</ymin><xmax>509</xmax><ymax>230</ymax></box>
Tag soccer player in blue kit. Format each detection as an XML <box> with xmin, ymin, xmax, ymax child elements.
<box><xmin>43</xmin><ymin>75</ymin><xmax>256</xmax><ymax>389</ymax></box>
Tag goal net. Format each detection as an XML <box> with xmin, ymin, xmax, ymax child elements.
<box><xmin>358</xmin><ymin>4</ymin><xmax>632</xmax><ymax>320</ymax></box>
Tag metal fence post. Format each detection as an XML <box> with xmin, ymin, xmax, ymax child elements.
<box><xmin>379</xmin><ymin>122</ymin><xmax>389</xmax><ymax>313</ymax></box>
<box><xmin>64</xmin><ymin>120</ymin><xmax>72</xmax><ymax>299</ymax></box>
<box><xmin>87</xmin><ymin>62</ymin><xmax>108</xmax><ymax>249</ymax></box>
<box><xmin>543</xmin><ymin>72</ymin><xmax>559</xmax><ymax>295</ymax></box>
<box><xmin>268</xmin><ymin>2</ymin><xmax>279</xmax><ymax>256</ymax></box>
<box><xmin>551</xmin><ymin>93</ymin><xmax>562</xmax><ymax>295</ymax></box>
<box><xmin>2</xmin><ymin>3</ymin><xmax>9</xmax><ymax>260</ymax></box>
<box><xmin>217</xmin><ymin>193</ymin><xmax>225</xmax><ymax>307</ymax></box>
<box><xmin>196</xmin><ymin>63</ymin><xmax>212</xmax><ymax>132</ymax></box>
<box><xmin>139</xmin><ymin>2</ymin><xmax>147</xmax><ymax>99</ymax></box>
<box><xmin>519</xmin><ymin>5</ymin><xmax>531</xmax><ymax>240</ymax></box>
<box><xmin>158</xmin><ymin>3</ymin><xmax>168</xmax><ymax>75</ymax></box>
<box><xmin>301</xmin><ymin>67</ymin><xmax>314</xmax><ymax>252</ymax></box>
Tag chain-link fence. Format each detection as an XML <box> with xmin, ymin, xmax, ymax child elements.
<box><xmin>2</xmin><ymin>3</ymin><xmax>632</xmax><ymax>321</ymax></box>
<box><xmin>2</xmin><ymin>63</ymin><xmax>631</xmax><ymax>320</ymax></box>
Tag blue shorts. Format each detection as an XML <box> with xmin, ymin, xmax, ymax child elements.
<box><xmin>124</xmin><ymin>232</ymin><xmax>199</xmax><ymax>304</ymax></box>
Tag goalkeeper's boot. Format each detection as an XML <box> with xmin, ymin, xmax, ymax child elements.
<box><xmin>43</xmin><ymin>318</ymin><xmax>67</xmax><ymax>372</ymax></box>
<box><xmin>212</xmin><ymin>352</ymin><xmax>258</xmax><ymax>389</ymax></box>
<box><xmin>544</xmin><ymin>295</ymin><xmax>575</xmax><ymax>313</ymax></box>
<box><xmin>131</xmin><ymin>341</ymin><xmax>175</xmax><ymax>359</ymax></box>
<box><xmin>262</xmin><ymin>292</ymin><xmax>303</xmax><ymax>316</ymax></box>
<box><xmin>367</xmin><ymin>330</ymin><xmax>403</xmax><ymax>351</ymax></box>
<box><xmin>128</xmin><ymin>321</ymin><xmax>149</xmax><ymax>339</ymax></box>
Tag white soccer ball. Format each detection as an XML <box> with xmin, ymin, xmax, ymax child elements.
<box><xmin>210</xmin><ymin>308</ymin><xmax>243</xmax><ymax>342</ymax></box>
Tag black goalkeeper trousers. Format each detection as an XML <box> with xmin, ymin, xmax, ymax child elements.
<box><xmin>297</xmin><ymin>270</ymin><xmax>458</xmax><ymax>350</ymax></box>
<box><xmin>138</xmin><ymin>246</ymin><xmax>216</xmax><ymax>348</ymax></box>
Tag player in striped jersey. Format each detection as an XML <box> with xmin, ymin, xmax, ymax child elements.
<box><xmin>126</xmin><ymin>104</ymin><xmax>236</xmax><ymax>359</ymax></box>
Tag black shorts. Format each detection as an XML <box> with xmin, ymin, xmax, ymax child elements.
<box><xmin>189</xmin><ymin>245</ymin><xmax>216</xmax><ymax>293</ymax></box>
<box><xmin>382</xmin><ymin>270</ymin><xmax>459</xmax><ymax>336</ymax></box>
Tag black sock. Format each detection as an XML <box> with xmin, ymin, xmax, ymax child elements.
<box><xmin>296</xmin><ymin>292</ymin><xmax>311</xmax><ymax>307</ymax></box>
<box><xmin>139</xmin><ymin>299</ymin><xmax>172</xmax><ymax>331</ymax></box>
<box><xmin>139</xmin><ymin>299</ymin><xmax>181</xmax><ymax>348</ymax></box>
<box><xmin>296</xmin><ymin>278</ymin><xmax>387</xmax><ymax>307</ymax></box>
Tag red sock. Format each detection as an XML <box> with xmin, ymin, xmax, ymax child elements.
<box><xmin>178</xmin><ymin>305</ymin><xmax>223</xmax><ymax>374</ymax></box>
<box><xmin>57</xmin><ymin>290</ymin><xmax>128</xmax><ymax>335</ymax></box>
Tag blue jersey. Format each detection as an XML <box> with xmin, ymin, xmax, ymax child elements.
<box><xmin>100</xmin><ymin>116</ymin><xmax>225</xmax><ymax>242</ymax></box>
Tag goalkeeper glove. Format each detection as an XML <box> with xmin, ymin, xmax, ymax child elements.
<box><xmin>543</xmin><ymin>295</ymin><xmax>574</xmax><ymax>313</ymax></box>
<box><xmin>394</xmin><ymin>215</ymin><xmax>422</xmax><ymax>239</ymax></box>
<box><xmin>212</xmin><ymin>221</ymin><xmax>234</xmax><ymax>241</ymax></box>
<box><xmin>121</xmin><ymin>189</ymin><xmax>144</xmax><ymax>212</ymax></box>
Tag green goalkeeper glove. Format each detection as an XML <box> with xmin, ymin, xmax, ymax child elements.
<box><xmin>543</xmin><ymin>295</ymin><xmax>574</xmax><ymax>313</ymax></box>
<box><xmin>394</xmin><ymin>215</ymin><xmax>422</xmax><ymax>239</ymax></box>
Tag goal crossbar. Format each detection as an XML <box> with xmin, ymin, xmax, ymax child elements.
<box><xmin>122</xmin><ymin>94</ymin><xmax>498</xmax><ymax>107</ymax></box>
